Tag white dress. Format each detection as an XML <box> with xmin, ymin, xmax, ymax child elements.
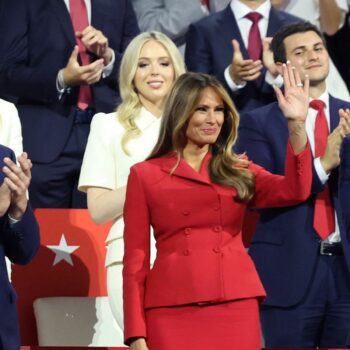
<box><xmin>284</xmin><ymin>0</ymin><xmax>350</xmax><ymax>101</ymax></box>
<box><xmin>78</xmin><ymin>107</ymin><xmax>160</xmax><ymax>344</ymax></box>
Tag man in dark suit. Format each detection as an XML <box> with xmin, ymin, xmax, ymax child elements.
<box><xmin>0</xmin><ymin>0</ymin><xmax>139</xmax><ymax>208</ymax></box>
<box><xmin>185</xmin><ymin>0</ymin><xmax>302</xmax><ymax>112</ymax></box>
<box><xmin>0</xmin><ymin>145</ymin><xmax>40</xmax><ymax>349</ymax></box>
<box><xmin>236</xmin><ymin>22</ymin><xmax>350</xmax><ymax>347</ymax></box>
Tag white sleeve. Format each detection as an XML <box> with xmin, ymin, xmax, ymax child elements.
<box><xmin>224</xmin><ymin>65</ymin><xmax>247</xmax><ymax>91</ymax></box>
<box><xmin>78</xmin><ymin>113</ymin><xmax>118</xmax><ymax>192</ymax></box>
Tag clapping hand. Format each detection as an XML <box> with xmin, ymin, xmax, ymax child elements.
<box><xmin>229</xmin><ymin>39</ymin><xmax>263</xmax><ymax>85</ymax></box>
<box><xmin>76</xmin><ymin>26</ymin><xmax>113</xmax><ymax>65</ymax></box>
<box><xmin>3</xmin><ymin>153</ymin><xmax>32</xmax><ymax>220</ymax></box>
<box><xmin>321</xmin><ymin>109</ymin><xmax>350</xmax><ymax>172</ymax></box>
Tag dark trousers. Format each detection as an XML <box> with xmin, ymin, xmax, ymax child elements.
<box><xmin>261</xmin><ymin>254</ymin><xmax>350</xmax><ymax>348</ymax></box>
<box><xmin>29</xmin><ymin>122</ymin><xmax>90</xmax><ymax>208</ymax></box>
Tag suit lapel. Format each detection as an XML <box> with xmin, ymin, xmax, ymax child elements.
<box><xmin>329</xmin><ymin>95</ymin><xmax>341</xmax><ymax>132</ymax></box>
<box><xmin>219</xmin><ymin>6</ymin><xmax>249</xmax><ymax>60</ymax></box>
<box><xmin>160</xmin><ymin>153</ymin><xmax>211</xmax><ymax>185</ymax></box>
<box><xmin>50</xmin><ymin>0</ymin><xmax>76</xmax><ymax>47</ymax></box>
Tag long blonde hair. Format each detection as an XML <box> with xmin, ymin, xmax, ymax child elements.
<box><xmin>117</xmin><ymin>31</ymin><xmax>186</xmax><ymax>154</ymax></box>
<box><xmin>148</xmin><ymin>72</ymin><xmax>255</xmax><ymax>202</ymax></box>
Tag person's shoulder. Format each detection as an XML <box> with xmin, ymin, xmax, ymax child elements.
<box><xmin>90</xmin><ymin>111</ymin><xmax>124</xmax><ymax>134</ymax></box>
<box><xmin>329</xmin><ymin>95</ymin><xmax>350</xmax><ymax>109</ymax></box>
<box><xmin>191</xmin><ymin>4</ymin><xmax>230</xmax><ymax>29</ymax></box>
<box><xmin>131</xmin><ymin>156</ymin><xmax>173</xmax><ymax>176</ymax></box>
<box><xmin>241</xmin><ymin>102</ymin><xmax>282</xmax><ymax>122</ymax></box>
<box><xmin>0</xmin><ymin>98</ymin><xmax>17</xmax><ymax>113</ymax></box>
<box><xmin>270</xmin><ymin>7</ymin><xmax>304</xmax><ymax>25</ymax></box>
<box><xmin>131</xmin><ymin>157</ymin><xmax>163</xmax><ymax>170</ymax></box>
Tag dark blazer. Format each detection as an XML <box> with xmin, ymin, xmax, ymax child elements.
<box><xmin>123</xmin><ymin>148</ymin><xmax>312</xmax><ymax>343</ymax></box>
<box><xmin>235</xmin><ymin>96</ymin><xmax>350</xmax><ymax>307</ymax></box>
<box><xmin>0</xmin><ymin>0</ymin><xmax>139</xmax><ymax>163</ymax></box>
<box><xmin>185</xmin><ymin>5</ymin><xmax>301</xmax><ymax>112</ymax></box>
<box><xmin>0</xmin><ymin>145</ymin><xmax>40</xmax><ymax>349</ymax></box>
<box><xmin>339</xmin><ymin>136</ymin><xmax>350</xmax><ymax>235</ymax></box>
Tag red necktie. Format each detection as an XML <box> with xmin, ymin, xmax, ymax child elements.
<box><xmin>310</xmin><ymin>99</ymin><xmax>335</xmax><ymax>240</ymax></box>
<box><xmin>245</xmin><ymin>12</ymin><xmax>263</xmax><ymax>61</ymax></box>
<box><xmin>69</xmin><ymin>0</ymin><xmax>92</xmax><ymax>110</ymax></box>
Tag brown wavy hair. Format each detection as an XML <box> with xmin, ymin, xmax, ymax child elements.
<box><xmin>148</xmin><ymin>72</ymin><xmax>255</xmax><ymax>202</ymax></box>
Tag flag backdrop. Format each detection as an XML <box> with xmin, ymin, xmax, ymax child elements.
<box><xmin>12</xmin><ymin>209</ymin><xmax>111</xmax><ymax>345</ymax></box>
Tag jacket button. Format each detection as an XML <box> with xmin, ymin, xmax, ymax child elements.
<box><xmin>182</xmin><ymin>210</ymin><xmax>190</xmax><ymax>216</ymax></box>
<box><xmin>183</xmin><ymin>249</ymin><xmax>191</xmax><ymax>256</ymax></box>
<box><xmin>213</xmin><ymin>226</ymin><xmax>222</xmax><ymax>232</ymax></box>
<box><xmin>184</xmin><ymin>228</ymin><xmax>192</xmax><ymax>235</ymax></box>
<box><xmin>213</xmin><ymin>205</ymin><xmax>220</xmax><ymax>211</ymax></box>
<box><xmin>213</xmin><ymin>247</ymin><xmax>221</xmax><ymax>253</ymax></box>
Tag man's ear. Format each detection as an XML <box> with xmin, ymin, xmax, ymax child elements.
<box><xmin>276</xmin><ymin>62</ymin><xmax>283</xmax><ymax>76</ymax></box>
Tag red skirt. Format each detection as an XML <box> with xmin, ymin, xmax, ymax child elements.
<box><xmin>145</xmin><ymin>298</ymin><xmax>260</xmax><ymax>350</ymax></box>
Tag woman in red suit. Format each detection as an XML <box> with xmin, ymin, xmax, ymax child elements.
<box><xmin>123</xmin><ymin>65</ymin><xmax>312</xmax><ymax>350</ymax></box>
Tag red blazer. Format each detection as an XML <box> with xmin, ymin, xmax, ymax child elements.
<box><xmin>123</xmin><ymin>142</ymin><xmax>312</xmax><ymax>342</ymax></box>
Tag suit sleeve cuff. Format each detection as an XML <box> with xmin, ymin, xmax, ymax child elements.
<box><xmin>224</xmin><ymin>66</ymin><xmax>246</xmax><ymax>91</ymax></box>
<box><xmin>265</xmin><ymin>71</ymin><xmax>283</xmax><ymax>87</ymax></box>
<box><xmin>314</xmin><ymin>157</ymin><xmax>329</xmax><ymax>185</ymax></box>
<box><xmin>7</xmin><ymin>214</ymin><xmax>20</xmax><ymax>226</ymax></box>
<box><xmin>102</xmin><ymin>49</ymin><xmax>115</xmax><ymax>78</ymax></box>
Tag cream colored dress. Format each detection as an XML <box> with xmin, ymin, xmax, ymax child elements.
<box><xmin>78</xmin><ymin>107</ymin><xmax>160</xmax><ymax>343</ymax></box>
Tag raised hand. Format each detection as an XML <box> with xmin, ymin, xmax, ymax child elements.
<box><xmin>63</xmin><ymin>46</ymin><xmax>104</xmax><ymax>86</ymax></box>
<box><xmin>76</xmin><ymin>26</ymin><xmax>113</xmax><ymax>65</ymax></box>
<box><xmin>3</xmin><ymin>152</ymin><xmax>32</xmax><ymax>220</ymax></box>
<box><xmin>229</xmin><ymin>39</ymin><xmax>263</xmax><ymax>85</ymax></box>
<box><xmin>274</xmin><ymin>61</ymin><xmax>310</xmax><ymax>122</ymax></box>
<box><xmin>321</xmin><ymin>108</ymin><xmax>350</xmax><ymax>172</ymax></box>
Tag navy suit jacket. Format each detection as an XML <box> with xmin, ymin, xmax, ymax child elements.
<box><xmin>339</xmin><ymin>136</ymin><xmax>350</xmax><ymax>236</ymax></box>
<box><xmin>0</xmin><ymin>145</ymin><xmax>40</xmax><ymax>349</ymax></box>
<box><xmin>235</xmin><ymin>96</ymin><xmax>350</xmax><ymax>307</ymax></box>
<box><xmin>185</xmin><ymin>5</ymin><xmax>301</xmax><ymax>112</ymax></box>
<box><xmin>0</xmin><ymin>0</ymin><xmax>139</xmax><ymax>163</ymax></box>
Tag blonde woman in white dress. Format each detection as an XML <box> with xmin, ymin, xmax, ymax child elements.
<box><xmin>78</xmin><ymin>31</ymin><xmax>185</xmax><ymax>344</ymax></box>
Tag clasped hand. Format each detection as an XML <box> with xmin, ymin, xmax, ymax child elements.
<box><xmin>0</xmin><ymin>153</ymin><xmax>31</xmax><ymax>220</ymax></box>
<box><xmin>63</xmin><ymin>25</ymin><xmax>113</xmax><ymax>86</ymax></box>
<box><xmin>229</xmin><ymin>37</ymin><xmax>278</xmax><ymax>85</ymax></box>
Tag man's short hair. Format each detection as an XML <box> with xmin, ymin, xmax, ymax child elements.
<box><xmin>271</xmin><ymin>22</ymin><xmax>326</xmax><ymax>64</ymax></box>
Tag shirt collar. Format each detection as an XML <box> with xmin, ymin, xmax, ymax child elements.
<box><xmin>135</xmin><ymin>106</ymin><xmax>161</xmax><ymax>131</ymax></box>
<box><xmin>230</xmin><ymin>0</ymin><xmax>271</xmax><ymax>21</ymax></box>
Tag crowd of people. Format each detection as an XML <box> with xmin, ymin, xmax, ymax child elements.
<box><xmin>0</xmin><ymin>0</ymin><xmax>350</xmax><ymax>349</ymax></box>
